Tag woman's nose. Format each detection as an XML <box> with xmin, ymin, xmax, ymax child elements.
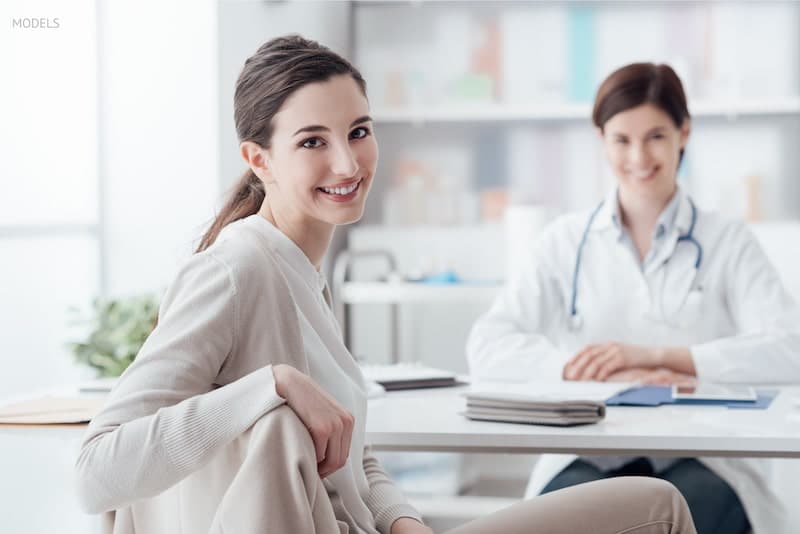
<box><xmin>627</xmin><ymin>143</ymin><xmax>652</xmax><ymax>169</ymax></box>
<box><xmin>330</xmin><ymin>142</ymin><xmax>358</xmax><ymax>177</ymax></box>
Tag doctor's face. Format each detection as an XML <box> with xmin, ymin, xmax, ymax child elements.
<box><xmin>601</xmin><ymin>103</ymin><xmax>689</xmax><ymax>201</ymax></box>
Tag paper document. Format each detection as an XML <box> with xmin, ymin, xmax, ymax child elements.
<box><xmin>470</xmin><ymin>380</ymin><xmax>634</xmax><ymax>402</ymax></box>
<box><xmin>0</xmin><ymin>396</ymin><xmax>107</xmax><ymax>425</ymax></box>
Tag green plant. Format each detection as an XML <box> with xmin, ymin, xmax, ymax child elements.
<box><xmin>67</xmin><ymin>295</ymin><xmax>159</xmax><ymax>377</ymax></box>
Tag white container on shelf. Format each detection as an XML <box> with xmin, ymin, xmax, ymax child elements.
<box><xmin>504</xmin><ymin>204</ymin><xmax>551</xmax><ymax>282</ymax></box>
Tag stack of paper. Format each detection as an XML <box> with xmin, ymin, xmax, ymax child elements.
<box><xmin>463</xmin><ymin>381</ymin><xmax>626</xmax><ymax>426</ymax></box>
<box><xmin>0</xmin><ymin>396</ymin><xmax>106</xmax><ymax>425</ymax></box>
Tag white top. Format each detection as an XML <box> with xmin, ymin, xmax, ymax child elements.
<box><xmin>467</xmin><ymin>186</ymin><xmax>800</xmax><ymax>472</ymax></box>
<box><xmin>75</xmin><ymin>214</ymin><xmax>419</xmax><ymax>533</ymax></box>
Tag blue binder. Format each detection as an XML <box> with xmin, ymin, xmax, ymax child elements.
<box><xmin>605</xmin><ymin>385</ymin><xmax>777</xmax><ymax>410</ymax></box>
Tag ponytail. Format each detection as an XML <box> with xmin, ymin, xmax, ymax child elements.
<box><xmin>196</xmin><ymin>169</ymin><xmax>265</xmax><ymax>253</ymax></box>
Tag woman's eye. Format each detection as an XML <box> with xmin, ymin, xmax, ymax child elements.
<box><xmin>301</xmin><ymin>137</ymin><xmax>324</xmax><ymax>149</ymax></box>
<box><xmin>650</xmin><ymin>133</ymin><xmax>665</xmax><ymax>140</ymax></box>
<box><xmin>350</xmin><ymin>126</ymin><xmax>370</xmax><ymax>140</ymax></box>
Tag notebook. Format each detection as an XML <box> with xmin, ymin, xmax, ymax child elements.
<box><xmin>464</xmin><ymin>390</ymin><xmax>606</xmax><ymax>426</ymax></box>
<box><xmin>360</xmin><ymin>363</ymin><xmax>460</xmax><ymax>391</ymax></box>
<box><xmin>460</xmin><ymin>381</ymin><xmax>625</xmax><ymax>426</ymax></box>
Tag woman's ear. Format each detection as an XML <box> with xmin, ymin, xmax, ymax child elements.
<box><xmin>240</xmin><ymin>141</ymin><xmax>271</xmax><ymax>182</ymax></box>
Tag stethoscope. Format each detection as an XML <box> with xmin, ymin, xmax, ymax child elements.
<box><xmin>568</xmin><ymin>197</ymin><xmax>702</xmax><ymax>331</ymax></box>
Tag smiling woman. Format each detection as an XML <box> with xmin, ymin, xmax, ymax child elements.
<box><xmin>467</xmin><ymin>61</ymin><xmax>800</xmax><ymax>534</ymax></box>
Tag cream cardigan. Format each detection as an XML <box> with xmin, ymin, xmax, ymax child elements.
<box><xmin>75</xmin><ymin>215</ymin><xmax>421</xmax><ymax>533</ymax></box>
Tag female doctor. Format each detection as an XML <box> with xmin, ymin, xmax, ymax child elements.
<box><xmin>467</xmin><ymin>62</ymin><xmax>800</xmax><ymax>534</ymax></box>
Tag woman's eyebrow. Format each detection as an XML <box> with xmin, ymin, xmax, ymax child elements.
<box><xmin>350</xmin><ymin>115</ymin><xmax>372</xmax><ymax>127</ymax></box>
<box><xmin>646</xmin><ymin>126</ymin><xmax>667</xmax><ymax>135</ymax></box>
<box><xmin>292</xmin><ymin>115</ymin><xmax>373</xmax><ymax>137</ymax></box>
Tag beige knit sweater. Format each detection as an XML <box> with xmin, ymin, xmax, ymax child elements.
<box><xmin>75</xmin><ymin>215</ymin><xmax>421</xmax><ymax>533</ymax></box>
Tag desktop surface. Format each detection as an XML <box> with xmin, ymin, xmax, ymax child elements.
<box><xmin>366</xmin><ymin>385</ymin><xmax>800</xmax><ymax>458</ymax></box>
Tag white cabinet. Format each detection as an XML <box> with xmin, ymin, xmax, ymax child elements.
<box><xmin>352</xmin><ymin>1</ymin><xmax>800</xmax><ymax>224</ymax></box>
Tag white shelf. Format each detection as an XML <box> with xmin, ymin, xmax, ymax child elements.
<box><xmin>372</xmin><ymin>97</ymin><xmax>800</xmax><ymax>124</ymax></box>
<box><xmin>340</xmin><ymin>281</ymin><xmax>501</xmax><ymax>303</ymax></box>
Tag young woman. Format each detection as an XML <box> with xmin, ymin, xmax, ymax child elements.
<box><xmin>75</xmin><ymin>38</ymin><xmax>696</xmax><ymax>534</ymax></box>
<box><xmin>467</xmin><ymin>63</ymin><xmax>800</xmax><ymax>534</ymax></box>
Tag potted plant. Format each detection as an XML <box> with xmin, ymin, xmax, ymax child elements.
<box><xmin>68</xmin><ymin>295</ymin><xmax>159</xmax><ymax>377</ymax></box>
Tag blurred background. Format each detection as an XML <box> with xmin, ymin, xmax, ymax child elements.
<box><xmin>1</xmin><ymin>0</ymin><xmax>799</xmax><ymax>532</ymax></box>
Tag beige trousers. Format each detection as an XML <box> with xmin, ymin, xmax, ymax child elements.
<box><xmin>212</xmin><ymin>406</ymin><xmax>696</xmax><ymax>534</ymax></box>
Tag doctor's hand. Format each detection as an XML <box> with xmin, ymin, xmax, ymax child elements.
<box><xmin>563</xmin><ymin>342</ymin><xmax>660</xmax><ymax>382</ymax></box>
<box><xmin>273</xmin><ymin>364</ymin><xmax>355</xmax><ymax>479</ymax></box>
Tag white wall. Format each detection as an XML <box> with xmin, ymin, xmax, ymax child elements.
<box><xmin>1</xmin><ymin>1</ymin><xmax>220</xmax><ymax>532</ymax></box>
<box><xmin>100</xmin><ymin>0</ymin><xmax>220</xmax><ymax>297</ymax></box>
<box><xmin>0</xmin><ymin>0</ymin><xmax>99</xmax><ymax>399</ymax></box>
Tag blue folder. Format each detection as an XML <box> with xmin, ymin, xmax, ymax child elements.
<box><xmin>605</xmin><ymin>385</ymin><xmax>777</xmax><ymax>410</ymax></box>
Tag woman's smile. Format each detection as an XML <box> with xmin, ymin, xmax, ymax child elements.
<box><xmin>316</xmin><ymin>177</ymin><xmax>364</xmax><ymax>202</ymax></box>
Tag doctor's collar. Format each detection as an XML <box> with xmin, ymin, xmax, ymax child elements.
<box><xmin>591</xmin><ymin>185</ymin><xmax>690</xmax><ymax>238</ymax></box>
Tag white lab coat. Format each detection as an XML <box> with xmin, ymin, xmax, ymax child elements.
<box><xmin>467</xmin><ymin>187</ymin><xmax>800</xmax><ymax>534</ymax></box>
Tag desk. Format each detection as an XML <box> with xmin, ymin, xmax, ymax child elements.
<box><xmin>3</xmin><ymin>387</ymin><xmax>800</xmax><ymax>534</ymax></box>
<box><xmin>366</xmin><ymin>385</ymin><xmax>800</xmax><ymax>458</ymax></box>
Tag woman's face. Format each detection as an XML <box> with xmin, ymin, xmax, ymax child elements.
<box><xmin>254</xmin><ymin>74</ymin><xmax>377</xmax><ymax>228</ymax></box>
<box><xmin>601</xmin><ymin>103</ymin><xmax>689</xmax><ymax>201</ymax></box>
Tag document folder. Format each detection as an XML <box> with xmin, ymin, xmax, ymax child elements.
<box><xmin>605</xmin><ymin>385</ymin><xmax>777</xmax><ymax>410</ymax></box>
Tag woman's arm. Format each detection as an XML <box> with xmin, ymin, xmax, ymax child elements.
<box><xmin>362</xmin><ymin>447</ymin><xmax>424</xmax><ymax>534</ymax></box>
<box><xmin>564</xmin><ymin>343</ymin><xmax>696</xmax><ymax>381</ymax></box>
<box><xmin>690</xmin><ymin>222</ymin><xmax>800</xmax><ymax>383</ymax></box>
<box><xmin>75</xmin><ymin>252</ymin><xmax>286</xmax><ymax>513</ymax></box>
<box><xmin>566</xmin><ymin>223</ymin><xmax>800</xmax><ymax>384</ymax></box>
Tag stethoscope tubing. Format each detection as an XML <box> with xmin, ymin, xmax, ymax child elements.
<box><xmin>569</xmin><ymin>197</ymin><xmax>701</xmax><ymax>330</ymax></box>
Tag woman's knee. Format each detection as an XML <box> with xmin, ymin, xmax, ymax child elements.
<box><xmin>622</xmin><ymin>477</ymin><xmax>692</xmax><ymax>521</ymax></box>
<box><xmin>622</xmin><ymin>477</ymin><xmax>684</xmax><ymax>501</ymax></box>
<box><xmin>249</xmin><ymin>405</ymin><xmax>317</xmax><ymax>466</ymax></box>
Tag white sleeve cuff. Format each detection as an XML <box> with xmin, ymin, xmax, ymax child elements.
<box><xmin>689</xmin><ymin>343</ymin><xmax>723</xmax><ymax>382</ymax></box>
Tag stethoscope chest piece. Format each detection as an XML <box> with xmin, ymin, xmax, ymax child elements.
<box><xmin>568</xmin><ymin>313</ymin><xmax>583</xmax><ymax>331</ymax></box>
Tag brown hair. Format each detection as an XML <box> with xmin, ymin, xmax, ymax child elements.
<box><xmin>592</xmin><ymin>63</ymin><xmax>690</xmax><ymax>164</ymax></box>
<box><xmin>196</xmin><ymin>35</ymin><xmax>367</xmax><ymax>253</ymax></box>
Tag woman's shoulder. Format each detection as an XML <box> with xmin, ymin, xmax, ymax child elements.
<box><xmin>694</xmin><ymin>207</ymin><xmax>751</xmax><ymax>241</ymax></box>
<box><xmin>538</xmin><ymin>209</ymin><xmax>598</xmax><ymax>248</ymax></box>
<box><xmin>193</xmin><ymin>217</ymin><xmax>289</xmax><ymax>293</ymax></box>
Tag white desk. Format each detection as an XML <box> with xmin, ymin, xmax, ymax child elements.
<box><xmin>366</xmin><ymin>385</ymin><xmax>800</xmax><ymax>458</ymax></box>
<box><xmin>3</xmin><ymin>387</ymin><xmax>800</xmax><ymax>534</ymax></box>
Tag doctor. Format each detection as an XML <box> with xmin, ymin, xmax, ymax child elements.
<box><xmin>467</xmin><ymin>62</ymin><xmax>800</xmax><ymax>534</ymax></box>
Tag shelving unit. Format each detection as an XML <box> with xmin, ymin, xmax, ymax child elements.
<box><xmin>341</xmin><ymin>281</ymin><xmax>501</xmax><ymax>304</ymax></box>
<box><xmin>373</xmin><ymin>97</ymin><xmax>800</xmax><ymax>124</ymax></box>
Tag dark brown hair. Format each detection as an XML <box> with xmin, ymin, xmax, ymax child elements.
<box><xmin>592</xmin><ymin>64</ymin><xmax>690</xmax><ymax>163</ymax></box>
<box><xmin>196</xmin><ymin>35</ymin><xmax>367</xmax><ymax>253</ymax></box>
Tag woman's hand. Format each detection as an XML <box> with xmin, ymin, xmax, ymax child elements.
<box><xmin>272</xmin><ymin>364</ymin><xmax>355</xmax><ymax>478</ymax></box>
<box><xmin>390</xmin><ymin>517</ymin><xmax>434</xmax><ymax>534</ymax></box>
<box><xmin>563</xmin><ymin>343</ymin><xmax>696</xmax><ymax>381</ymax></box>
<box><xmin>563</xmin><ymin>343</ymin><xmax>659</xmax><ymax>381</ymax></box>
